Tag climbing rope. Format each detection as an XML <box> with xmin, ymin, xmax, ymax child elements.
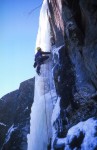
<box><xmin>48</xmin><ymin>52</ymin><xmax>59</xmax><ymax>103</ymax></box>
<box><xmin>28</xmin><ymin>3</ymin><xmax>42</xmax><ymax>15</ymax></box>
<box><xmin>47</xmin><ymin>59</ymin><xmax>54</xmax><ymax>109</ymax></box>
<box><xmin>43</xmin><ymin>57</ymin><xmax>55</xmax><ymax>145</ymax></box>
<box><xmin>43</xmin><ymin>64</ymin><xmax>50</xmax><ymax>145</ymax></box>
<box><xmin>42</xmin><ymin>53</ymin><xmax>59</xmax><ymax>147</ymax></box>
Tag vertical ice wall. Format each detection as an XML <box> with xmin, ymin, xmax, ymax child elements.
<box><xmin>27</xmin><ymin>0</ymin><xmax>57</xmax><ymax>150</ymax></box>
<box><xmin>36</xmin><ymin>0</ymin><xmax>51</xmax><ymax>52</ymax></box>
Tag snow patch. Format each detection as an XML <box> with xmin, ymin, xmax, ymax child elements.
<box><xmin>55</xmin><ymin>118</ymin><xmax>97</xmax><ymax>150</ymax></box>
<box><xmin>52</xmin><ymin>45</ymin><xmax>64</xmax><ymax>61</ymax></box>
<box><xmin>4</xmin><ymin>124</ymin><xmax>17</xmax><ymax>144</ymax></box>
<box><xmin>0</xmin><ymin>122</ymin><xmax>6</xmax><ymax>127</ymax></box>
<box><xmin>51</xmin><ymin>97</ymin><xmax>60</xmax><ymax>125</ymax></box>
<box><xmin>25</xmin><ymin>106</ymin><xmax>28</xmax><ymax>110</ymax></box>
<box><xmin>51</xmin><ymin>98</ymin><xmax>60</xmax><ymax>150</ymax></box>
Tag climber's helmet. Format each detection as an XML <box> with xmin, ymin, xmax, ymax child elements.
<box><xmin>37</xmin><ymin>47</ymin><xmax>41</xmax><ymax>51</ymax></box>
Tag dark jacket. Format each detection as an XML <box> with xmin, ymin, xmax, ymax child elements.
<box><xmin>35</xmin><ymin>50</ymin><xmax>51</xmax><ymax>61</ymax></box>
<box><xmin>33</xmin><ymin>50</ymin><xmax>51</xmax><ymax>68</ymax></box>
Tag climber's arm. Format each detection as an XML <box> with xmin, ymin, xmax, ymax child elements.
<box><xmin>41</xmin><ymin>51</ymin><xmax>51</xmax><ymax>54</ymax></box>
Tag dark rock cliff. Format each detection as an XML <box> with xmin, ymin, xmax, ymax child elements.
<box><xmin>1</xmin><ymin>0</ymin><xmax>97</xmax><ymax>149</ymax></box>
<box><xmin>48</xmin><ymin>0</ymin><xmax>97</xmax><ymax>149</ymax></box>
<box><xmin>0</xmin><ymin>78</ymin><xmax>35</xmax><ymax>150</ymax></box>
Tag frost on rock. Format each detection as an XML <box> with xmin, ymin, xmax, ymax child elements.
<box><xmin>51</xmin><ymin>97</ymin><xmax>60</xmax><ymax>125</ymax></box>
<box><xmin>52</xmin><ymin>45</ymin><xmax>64</xmax><ymax>64</ymax></box>
<box><xmin>51</xmin><ymin>98</ymin><xmax>60</xmax><ymax>149</ymax></box>
<box><xmin>0</xmin><ymin>122</ymin><xmax>6</xmax><ymax>127</ymax></box>
<box><xmin>3</xmin><ymin>124</ymin><xmax>17</xmax><ymax>145</ymax></box>
<box><xmin>55</xmin><ymin>118</ymin><xmax>97</xmax><ymax>150</ymax></box>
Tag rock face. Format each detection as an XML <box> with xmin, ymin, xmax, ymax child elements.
<box><xmin>1</xmin><ymin>0</ymin><xmax>97</xmax><ymax>149</ymax></box>
<box><xmin>47</xmin><ymin>0</ymin><xmax>97</xmax><ymax>149</ymax></box>
<box><xmin>0</xmin><ymin>78</ymin><xmax>35</xmax><ymax>150</ymax></box>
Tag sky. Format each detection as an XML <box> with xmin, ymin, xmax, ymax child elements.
<box><xmin>0</xmin><ymin>0</ymin><xmax>43</xmax><ymax>98</ymax></box>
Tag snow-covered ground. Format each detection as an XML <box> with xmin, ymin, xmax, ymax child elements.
<box><xmin>54</xmin><ymin>118</ymin><xmax>97</xmax><ymax>150</ymax></box>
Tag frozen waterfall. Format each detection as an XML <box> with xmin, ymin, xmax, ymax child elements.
<box><xmin>27</xmin><ymin>0</ymin><xmax>57</xmax><ymax>149</ymax></box>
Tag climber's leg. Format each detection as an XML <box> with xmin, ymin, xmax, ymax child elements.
<box><xmin>33</xmin><ymin>62</ymin><xmax>37</xmax><ymax>68</ymax></box>
<box><xmin>36</xmin><ymin>65</ymin><xmax>41</xmax><ymax>75</ymax></box>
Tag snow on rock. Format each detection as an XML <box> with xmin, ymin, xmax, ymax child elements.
<box><xmin>55</xmin><ymin>118</ymin><xmax>97</xmax><ymax>150</ymax></box>
<box><xmin>0</xmin><ymin>122</ymin><xmax>6</xmax><ymax>127</ymax></box>
<box><xmin>4</xmin><ymin>124</ymin><xmax>17</xmax><ymax>145</ymax></box>
<box><xmin>51</xmin><ymin>97</ymin><xmax>60</xmax><ymax>149</ymax></box>
<box><xmin>51</xmin><ymin>97</ymin><xmax>60</xmax><ymax>125</ymax></box>
<box><xmin>52</xmin><ymin>45</ymin><xmax>64</xmax><ymax>62</ymax></box>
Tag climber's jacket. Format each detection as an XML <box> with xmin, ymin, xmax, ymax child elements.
<box><xmin>34</xmin><ymin>49</ymin><xmax>51</xmax><ymax>68</ymax></box>
<box><xmin>35</xmin><ymin>50</ymin><xmax>51</xmax><ymax>61</ymax></box>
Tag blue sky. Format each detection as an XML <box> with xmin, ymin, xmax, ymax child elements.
<box><xmin>0</xmin><ymin>0</ymin><xmax>43</xmax><ymax>98</ymax></box>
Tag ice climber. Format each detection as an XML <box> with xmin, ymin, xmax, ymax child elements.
<box><xmin>33</xmin><ymin>47</ymin><xmax>51</xmax><ymax>75</ymax></box>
